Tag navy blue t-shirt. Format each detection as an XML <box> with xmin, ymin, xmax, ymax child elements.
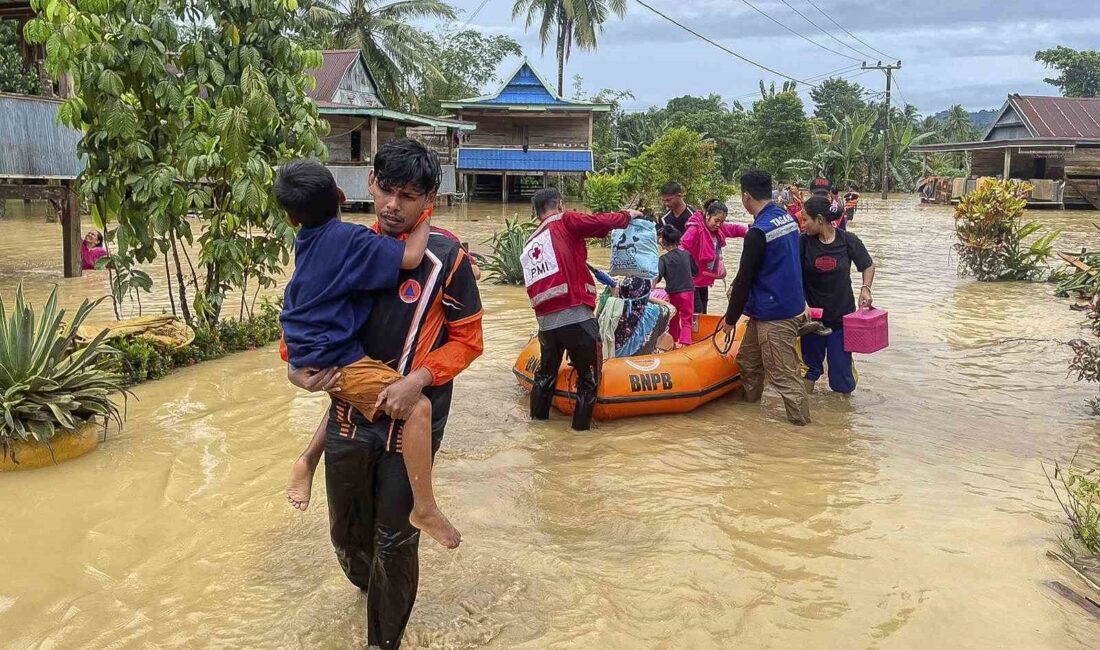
<box><xmin>281</xmin><ymin>218</ymin><xmax>405</xmax><ymax>368</ymax></box>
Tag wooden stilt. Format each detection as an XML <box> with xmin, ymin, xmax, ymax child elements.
<box><xmin>61</xmin><ymin>181</ymin><xmax>81</xmax><ymax>278</ymax></box>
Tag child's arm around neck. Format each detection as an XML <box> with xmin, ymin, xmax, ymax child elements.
<box><xmin>401</xmin><ymin>217</ymin><xmax>431</xmax><ymax>269</ymax></box>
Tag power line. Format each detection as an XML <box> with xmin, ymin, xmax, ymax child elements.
<box><xmin>728</xmin><ymin>64</ymin><xmax>861</xmax><ymax>101</ymax></box>
<box><xmin>732</xmin><ymin>0</ymin><xmax>862</xmax><ymax>63</ymax></box>
<box><xmin>634</xmin><ymin>0</ymin><xmax>818</xmax><ymax>88</ymax></box>
<box><xmin>463</xmin><ymin>0</ymin><xmax>492</xmax><ymax>27</ymax></box>
<box><xmin>801</xmin><ymin>0</ymin><xmax>898</xmax><ymax>62</ymax></box>
<box><xmin>773</xmin><ymin>0</ymin><xmax>875</xmax><ymax>61</ymax></box>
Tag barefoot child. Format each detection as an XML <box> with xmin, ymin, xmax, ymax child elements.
<box><xmin>277</xmin><ymin>158</ymin><xmax>460</xmax><ymax>548</ymax></box>
<box><xmin>655</xmin><ymin>225</ymin><xmax>698</xmax><ymax>347</ymax></box>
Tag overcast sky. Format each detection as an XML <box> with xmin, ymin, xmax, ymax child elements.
<box><xmin>442</xmin><ymin>0</ymin><xmax>1096</xmax><ymax>115</ymax></box>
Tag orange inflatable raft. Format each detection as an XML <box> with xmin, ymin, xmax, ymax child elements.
<box><xmin>513</xmin><ymin>314</ymin><xmax>745</xmax><ymax>421</ymax></box>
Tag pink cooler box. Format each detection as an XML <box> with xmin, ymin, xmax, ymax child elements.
<box><xmin>843</xmin><ymin>307</ymin><xmax>889</xmax><ymax>354</ymax></box>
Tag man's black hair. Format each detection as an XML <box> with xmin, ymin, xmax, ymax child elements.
<box><xmin>803</xmin><ymin>195</ymin><xmax>832</xmax><ymax>220</ymax></box>
<box><xmin>705</xmin><ymin>199</ymin><xmax>728</xmax><ymax>215</ymax></box>
<box><xmin>740</xmin><ymin>169</ymin><xmax>773</xmax><ymax>201</ymax></box>
<box><xmin>659</xmin><ymin>224</ymin><xmax>683</xmax><ymax>245</ymax></box>
<box><xmin>532</xmin><ymin>187</ymin><xmax>563</xmax><ymax>217</ymax></box>
<box><xmin>373</xmin><ymin>137</ymin><xmax>441</xmax><ymax>195</ymax></box>
<box><xmin>660</xmin><ymin>181</ymin><xmax>683</xmax><ymax>196</ymax></box>
<box><xmin>275</xmin><ymin>159</ymin><xmax>340</xmax><ymax>228</ymax></box>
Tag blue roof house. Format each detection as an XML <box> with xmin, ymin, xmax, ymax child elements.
<box><xmin>441</xmin><ymin>60</ymin><xmax>611</xmax><ymax>201</ymax></box>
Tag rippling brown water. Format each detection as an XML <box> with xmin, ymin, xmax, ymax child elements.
<box><xmin>1</xmin><ymin>197</ymin><xmax>1099</xmax><ymax>648</ymax></box>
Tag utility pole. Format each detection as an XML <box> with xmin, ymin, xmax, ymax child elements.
<box><xmin>863</xmin><ymin>60</ymin><xmax>902</xmax><ymax>200</ymax></box>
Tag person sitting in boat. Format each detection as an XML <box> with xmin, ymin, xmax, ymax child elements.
<box><xmin>596</xmin><ymin>276</ymin><xmax>676</xmax><ymax>359</ymax></box>
<box><xmin>681</xmin><ymin>199</ymin><xmax>748</xmax><ymax>314</ymax></box>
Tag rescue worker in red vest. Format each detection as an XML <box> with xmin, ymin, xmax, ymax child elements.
<box><xmin>523</xmin><ymin>187</ymin><xmax>645</xmax><ymax>430</ymax></box>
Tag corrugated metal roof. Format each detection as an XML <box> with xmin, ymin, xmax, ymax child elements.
<box><xmin>457</xmin><ymin>148</ymin><xmax>593</xmax><ymax>172</ymax></box>
<box><xmin>0</xmin><ymin>93</ymin><xmax>83</xmax><ymax>179</ymax></box>
<box><xmin>306</xmin><ymin>50</ymin><xmax>361</xmax><ymax>103</ymax></box>
<box><xmin>1011</xmin><ymin>95</ymin><xmax>1100</xmax><ymax>140</ymax></box>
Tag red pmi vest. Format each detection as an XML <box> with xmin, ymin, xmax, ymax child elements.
<box><xmin>522</xmin><ymin>211</ymin><xmax>629</xmax><ymax>317</ymax></box>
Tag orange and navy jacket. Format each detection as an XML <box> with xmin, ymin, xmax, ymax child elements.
<box><xmin>844</xmin><ymin>191</ymin><xmax>861</xmax><ymax>210</ymax></box>
<box><xmin>281</xmin><ymin>217</ymin><xmax>483</xmax><ymax>448</ymax></box>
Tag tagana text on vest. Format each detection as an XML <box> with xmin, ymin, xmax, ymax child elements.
<box><xmin>745</xmin><ymin>203</ymin><xmax>805</xmax><ymax>321</ymax></box>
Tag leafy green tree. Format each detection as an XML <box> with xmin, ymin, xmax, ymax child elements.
<box><xmin>583</xmin><ymin>172</ymin><xmax>624</xmax><ymax>212</ymax></box>
<box><xmin>0</xmin><ymin>20</ymin><xmax>38</xmax><ymax>94</ymax></box>
<box><xmin>788</xmin><ymin>110</ymin><xmax>876</xmax><ymax>187</ymax></box>
<box><xmin>512</xmin><ymin>0</ymin><xmax>625</xmax><ymax>96</ymax></box>
<box><xmin>27</xmin><ymin>0</ymin><xmax>329</xmax><ymax>325</ymax></box>
<box><xmin>622</xmin><ymin>127</ymin><xmax>728</xmax><ymax>207</ymax></box>
<box><xmin>743</xmin><ymin>90</ymin><xmax>812</xmax><ymax>181</ymax></box>
<box><xmin>302</xmin><ymin>0</ymin><xmax>457</xmax><ymax>107</ymax></box>
<box><xmin>810</xmin><ymin>77</ymin><xmax>867</xmax><ymax>129</ymax></box>
<box><xmin>414</xmin><ymin>27</ymin><xmax>521</xmax><ymax>115</ymax></box>
<box><xmin>1035</xmin><ymin>46</ymin><xmax>1100</xmax><ymax>97</ymax></box>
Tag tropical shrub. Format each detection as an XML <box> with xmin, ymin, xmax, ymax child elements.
<box><xmin>0</xmin><ymin>284</ymin><xmax>127</xmax><ymax>461</ymax></box>
<box><xmin>105</xmin><ymin>299</ymin><xmax>282</xmax><ymax>386</ymax></box>
<box><xmin>1045</xmin><ymin>453</ymin><xmax>1100</xmax><ymax>557</ymax></box>
<box><xmin>954</xmin><ymin>179</ymin><xmax>1058</xmax><ymax>281</ymax></box>
<box><xmin>584</xmin><ymin>172</ymin><xmax>625</xmax><ymax>213</ymax></box>
<box><xmin>482</xmin><ymin>216</ymin><xmax>536</xmax><ymax>285</ymax></box>
<box><xmin>621</xmin><ymin>128</ymin><xmax>730</xmax><ymax>208</ymax></box>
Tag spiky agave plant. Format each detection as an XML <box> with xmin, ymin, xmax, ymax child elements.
<box><xmin>0</xmin><ymin>283</ymin><xmax>128</xmax><ymax>462</ymax></box>
<box><xmin>482</xmin><ymin>216</ymin><xmax>537</xmax><ymax>285</ymax></box>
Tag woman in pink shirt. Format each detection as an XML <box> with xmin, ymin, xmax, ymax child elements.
<box><xmin>681</xmin><ymin>199</ymin><xmax>748</xmax><ymax>314</ymax></box>
<box><xmin>80</xmin><ymin>230</ymin><xmax>107</xmax><ymax>270</ymax></box>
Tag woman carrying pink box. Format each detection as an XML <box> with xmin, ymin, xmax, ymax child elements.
<box><xmin>799</xmin><ymin>196</ymin><xmax>879</xmax><ymax>393</ymax></box>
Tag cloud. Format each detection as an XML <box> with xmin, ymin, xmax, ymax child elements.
<box><xmin>435</xmin><ymin>0</ymin><xmax>1095</xmax><ymax>112</ymax></box>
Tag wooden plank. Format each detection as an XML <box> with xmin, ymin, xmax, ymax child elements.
<box><xmin>0</xmin><ymin>183</ymin><xmax>67</xmax><ymax>201</ymax></box>
<box><xmin>370</xmin><ymin>116</ymin><xmax>378</xmax><ymax>160</ymax></box>
<box><xmin>61</xmin><ymin>183</ymin><xmax>81</xmax><ymax>278</ymax></box>
<box><xmin>1047</xmin><ymin>581</ymin><xmax>1100</xmax><ymax>619</ymax></box>
<box><xmin>1059</xmin><ymin>252</ymin><xmax>1097</xmax><ymax>276</ymax></box>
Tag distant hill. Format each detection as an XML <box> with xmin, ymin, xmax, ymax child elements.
<box><xmin>931</xmin><ymin>108</ymin><xmax>999</xmax><ymax>131</ymax></box>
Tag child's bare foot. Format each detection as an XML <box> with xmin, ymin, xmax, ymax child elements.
<box><xmin>286</xmin><ymin>456</ymin><xmax>316</xmax><ymax>512</ymax></box>
<box><xmin>411</xmin><ymin>504</ymin><xmax>462</xmax><ymax>549</ymax></box>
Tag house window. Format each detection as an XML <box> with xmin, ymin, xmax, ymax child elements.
<box><xmin>351</xmin><ymin>131</ymin><xmax>362</xmax><ymax>161</ymax></box>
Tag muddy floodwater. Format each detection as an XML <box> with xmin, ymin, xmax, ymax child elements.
<box><xmin>1</xmin><ymin>197</ymin><xmax>1099</xmax><ymax>648</ymax></box>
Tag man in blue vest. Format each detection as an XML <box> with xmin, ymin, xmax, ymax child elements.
<box><xmin>719</xmin><ymin>170</ymin><xmax>811</xmax><ymax>425</ymax></box>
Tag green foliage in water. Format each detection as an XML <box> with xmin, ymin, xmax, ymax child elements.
<box><xmin>25</xmin><ymin>0</ymin><xmax>328</xmax><ymax>326</ymax></box>
<box><xmin>105</xmin><ymin>300</ymin><xmax>282</xmax><ymax>386</ymax></box>
<box><xmin>954</xmin><ymin>180</ymin><xmax>1059</xmax><ymax>281</ymax></box>
<box><xmin>482</xmin><ymin>216</ymin><xmax>536</xmax><ymax>285</ymax></box>
<box><xmin>621</xmin><ymin>128</ymin><xmax>730</xmax><ymax>208</ymax></box>
<box><xmin>1045</xmin><ymin>453</ymin><xmax>1100</xmax><ymax>557</ymax></box>
<box><xmin>0</xmin><ymin>284</ymin><xmax>127</xmax><ymax>460</ymax></box>
<box><xmin>583</xmin><ymin>173</ymin><xmax>625</xmax><ymax>213</ymax></box>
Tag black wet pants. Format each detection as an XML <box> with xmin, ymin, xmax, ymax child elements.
<box><xmin>531</xmin><ymin>319</ymin><xmax>600</xmax><ymax>430</ymax></box>
<box><xmin>324</xmin><ymin>417</ymin><xmax>423</xmax><ymax>649</ymax></box>
<box><xmin>694</xmin><ymin>286</ymin><xmax>709</xmax><ymax>314</ymax></box>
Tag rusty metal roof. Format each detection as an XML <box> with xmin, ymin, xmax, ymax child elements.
<box><xmin>306</xmin><ymin>50</ymin><xmax>361</xmax><ymax>103</ymax></box>
<box><xmin>1011</xmin><ymin>95</ymin><xmax>1100</xmax><ymax>139</ymax></box>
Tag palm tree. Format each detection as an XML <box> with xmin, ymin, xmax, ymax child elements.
<box><xmin>512</xmin><ymin>0</ymin><xmax>626</xmax><ymax>96</ymax></box>
<box><xmin>943</xmin><ymin>104</ymin><xmax>976</xmax><ymax>142</ymax></box>
<box><xmin>304</xmin><ymin>0</ymin><xmax>458</xmax><ymax>106</ymax></box>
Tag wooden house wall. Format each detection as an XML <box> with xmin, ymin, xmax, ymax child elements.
<box><xmin>321</xmin><ymin>115</ymin><xmax>398</xmax><ymax>162</ymax></box>
<box><xmin>461</xmin><ymin>112</ymin><xmax>590</xmax><ymax>149</ymax></box>
<box><xmin>333</xmin><ymin>61</ymin><xmax>383</xmax><ymax>108</ymax></box>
